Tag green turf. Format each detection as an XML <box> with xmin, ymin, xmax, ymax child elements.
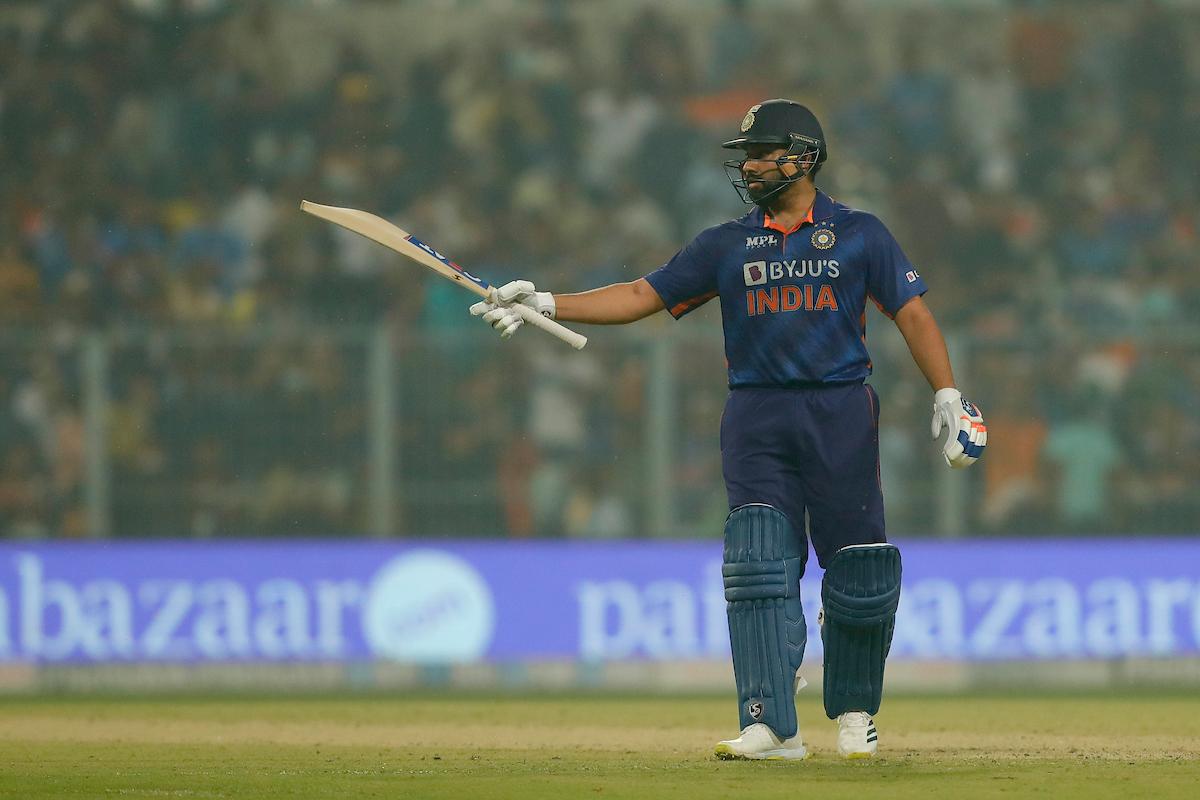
<box><xmin>1</xmin><ymin>692</ymin><xmax>1197</xmax><ymax>799</ymax></box>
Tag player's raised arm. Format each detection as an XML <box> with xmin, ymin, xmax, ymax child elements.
<box><xmin>553</xmin><ymin>279</ymin><xmax>665</xmax><ymax>324</ymax></box>
<box><xmin>893</xmin><ymin>296</ymin><xmax>988</xmax><ymax>469</ymax></box>
<box><xmin>470</xmin><ymin>278</ymin><xmax>665</xmax><ymax>338</ymax></box>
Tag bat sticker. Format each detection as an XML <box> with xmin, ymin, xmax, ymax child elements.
<box><xmin>405</xmin><ymin>234</ymin><xmax>489</xmax><ymax>288</ymax></box>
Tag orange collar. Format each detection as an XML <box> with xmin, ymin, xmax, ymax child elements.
<box><xmin>763</xmin><ymin>203</ymin><xmax>814</xmax><ymax>234</ymax></box>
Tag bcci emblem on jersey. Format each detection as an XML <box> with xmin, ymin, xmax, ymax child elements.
<box><xmin>743</xmin><ymin>260</ymin><xmax>768</xmax><ymax>286</ymax></box>
<box><xmin>811</xmin><ymin>228</ymin><xmax>836</xmax><ymax>250</ymax></box>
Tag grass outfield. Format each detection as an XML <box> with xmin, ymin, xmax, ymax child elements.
<box><xmin>1</xmin><ymin>692</ymin><xmax>1198</xmax><ymax>799</ymax></box>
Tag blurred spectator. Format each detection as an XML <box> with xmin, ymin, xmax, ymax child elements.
<box><xmin>1041</xmin><ymin>385</ymin><xmax>1124</xmax><ymax>533</ymax></box>
<box><xmin>1008</xmin><ymin>2</ymin><xmax>1076</xmax><ymax>191</ymax></box>
<box><xmin>0</xmin><ymin>243</ymin><xmax>41</xmax><ymax>320</ymax></box>
<box><xmin>978</xmin><ymin>359</ymin><xmax>1048</xmax><ymax>532</ymax></box>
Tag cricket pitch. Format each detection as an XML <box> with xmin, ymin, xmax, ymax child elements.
<box><xmin>1</xmin><ymin>692</ymin><xmax>1197</xmax><ymax>798</ymax></box>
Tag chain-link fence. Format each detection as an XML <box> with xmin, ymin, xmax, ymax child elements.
<box><xmin>2</xmin><ymin>320</ymin><xmax>1196</xmax><ymax>540</ymax></box>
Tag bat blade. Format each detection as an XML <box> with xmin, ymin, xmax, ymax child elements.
<box><xmin>300</xmin><ymin>200</ymin><xmax>587</xmax><ymax>349</ymax></box>
<box><xmin>299</xmin><ymin>200</ymin><xmax>491</xmax><ymax>299</ymax></box>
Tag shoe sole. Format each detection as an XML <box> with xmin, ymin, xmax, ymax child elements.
<box><xmin>714</xmin><ymin>745</ymin><xmax>809</xmax><ymax>761</ymax></box>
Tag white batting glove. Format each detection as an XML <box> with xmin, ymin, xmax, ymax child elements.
<box><xmin>931</xmin><ymin>388</ymin><xmax>987</xmax><ymax>468</ymax></box>
<box><xmin>468</xmin><ymin>280</ymin><xmax>556</xmax><ymax>339</ymax></box>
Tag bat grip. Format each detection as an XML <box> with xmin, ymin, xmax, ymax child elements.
<box><xmin>512</xmin><ymin>304</ymin><xmax>588</xmax><ymax>350</ymax></box>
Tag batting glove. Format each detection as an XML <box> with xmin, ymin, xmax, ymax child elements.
<box><xmin>468</xmin><ymin>280</ymin><xmax>556</xmax><ymax>339</ymax></box>
<box><xmin>931</xmin><ymin>388</ymin><xmax>987</xmax><ymax>468</ymax></box>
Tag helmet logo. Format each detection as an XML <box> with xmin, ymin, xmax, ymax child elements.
<box><xmin>811</xmin><ymin>228</ymin><xmax>836</xmax><ymax>250</ymax></box>
<box><xmin>740</xmin><ymin>104</ymin><xmax>761</xmax><ymax>133</ymax></box>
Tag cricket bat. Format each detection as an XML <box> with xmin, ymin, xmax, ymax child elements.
<box><xmin>300</xmin><ymin>201</ymin><xmax>587</xmax><ymax>350</ymax></box>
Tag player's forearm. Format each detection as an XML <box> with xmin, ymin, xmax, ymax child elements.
<box><xmin>553</xmin><ymin>278</ymin><xmax>665</xmax><ymax>324</ymax></box>
<box><xmin>894</xmin><ymin>297</ymin><xmax>956</xmax><ymax>391</ymax></box>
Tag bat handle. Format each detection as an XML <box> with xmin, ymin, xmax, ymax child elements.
<box><xmin>512</xmin><ymin>304</ymin><xmax>588</xmax><ymax>350</ymax></box>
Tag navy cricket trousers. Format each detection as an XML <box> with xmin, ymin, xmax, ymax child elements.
<box><xmin>720</xmin><ymin>382</ymin><xmax>886</xmax><ymax>570</ymax></box>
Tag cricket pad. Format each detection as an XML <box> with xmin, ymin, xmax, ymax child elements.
<box><xmin>821</xmin><ymin>543</ymin><xmax>902</xmax><ymax>718</ymax></box>
<box><xmin>722</xmin><ymin>504</ymin><xmax>807</xmax><ymax>739</ymax></box>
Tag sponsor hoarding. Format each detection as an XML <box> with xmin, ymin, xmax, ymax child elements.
<box><xmin>0</xmin><ymin>540</ymin><xmax>1196</xmax><ymax>663</ymax></box>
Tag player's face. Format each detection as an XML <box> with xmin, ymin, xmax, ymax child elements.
<box><xmin>740</xmin><ymin>145</ymin><xmax>798</xmax><ymax>202</ymax></box>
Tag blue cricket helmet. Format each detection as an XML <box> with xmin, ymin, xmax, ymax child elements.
<box><xmin>722</xmin><ymin>99</ymin><xmax>827</xmax><ymax>162</ymax></box>
<box><xmin>722</xmin><ymin>99</ymin><xmax>828</xmax><ymax>205</ymax></box>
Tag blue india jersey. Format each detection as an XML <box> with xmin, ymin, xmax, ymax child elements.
<box><xmin>644</xmin><ymin>191</ymin><xmax>927</xmax><ymax>387</ymax></box>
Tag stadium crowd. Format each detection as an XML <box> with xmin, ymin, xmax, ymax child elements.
<box><xmin>1</xmin><ymin>0</ymin><xmax>1197</xmax><ymax>539</ymax></box>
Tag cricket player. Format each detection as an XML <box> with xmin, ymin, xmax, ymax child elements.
<box><xmin>471</xmin><ymin>99</ymin><xmax>986</xmax><ymax>760</ymax></box>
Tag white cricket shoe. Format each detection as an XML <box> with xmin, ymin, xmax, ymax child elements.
<box><xmin>836</xmin><ymin>711</ymin><xmax>878</xmax><ymax>758</ymax></box>
<box><xmin>714</xmin><ymin>723</ymin><xmax>809</xmax><ymax>761</ymax></box>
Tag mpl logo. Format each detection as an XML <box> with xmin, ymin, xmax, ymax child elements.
<box><xmin>743</xmin><ymin>261</ymin><xmax>767</xmax><ymax>286</ymax></box>
<box><xmin>362</xmin><ymin>550</ymin><xmax>495</xmax><ymax>662</ymax></box>
<box><xmin>746</xmin><ymin>234</ymin><xmax>778</xmax><ymax>249</ymax></box>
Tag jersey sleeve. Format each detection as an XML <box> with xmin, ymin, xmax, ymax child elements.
<box><xmin>642</xmin><ymin>227</ymin><xmax>720</xmax><ymax>319</ymax></box>
<box><xmin>863</xmin><ymin>215</ymin><xmax>927</xmax><ymax>319</ymax></box>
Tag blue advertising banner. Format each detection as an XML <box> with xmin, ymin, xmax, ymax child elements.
<box><xmin>0</xmin><ymin>540</ymin><xmax>1196</xmax><ymax>664</ymax></box>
